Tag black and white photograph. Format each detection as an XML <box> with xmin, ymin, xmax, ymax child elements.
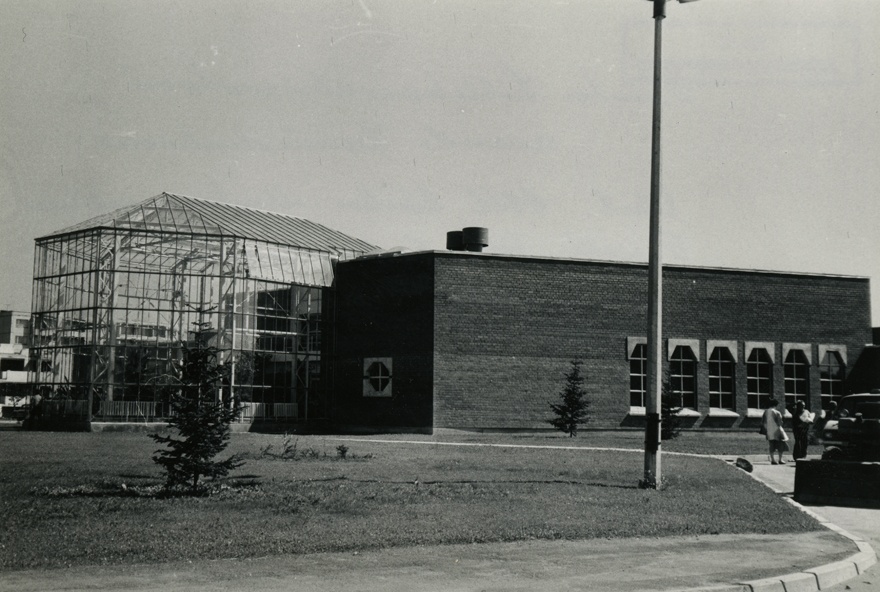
<box><xmin>1</xmin><ymin>1</ymin><xmax>879</xmax><ymax>591</ymax></box>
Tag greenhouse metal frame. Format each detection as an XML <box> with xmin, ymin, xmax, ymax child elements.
<box><xmin>29</xmin><ymin>193</ymin><xmax>376</xmax><ymax>423</ymax></box>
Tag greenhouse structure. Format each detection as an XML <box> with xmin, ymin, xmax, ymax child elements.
<box><xmin>29</xmin><ymin>193</ymin><xmax>376</xmax><ymax>424</ymax></box>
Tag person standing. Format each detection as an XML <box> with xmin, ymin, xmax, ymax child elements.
<box><xmin>791</xmin><ymin>400</ymin><xmax>815</xmax><ymax>460</ymax></box>
<box><xmin>761</xmin><ymin>398</ymin><xmax>789</xmax><ymax>465</ymax></box>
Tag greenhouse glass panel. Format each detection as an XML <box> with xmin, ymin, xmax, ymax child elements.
<box><xmin>30</xmin><ymin>194</ymin><xmax>375</xmax><ymax>424</ymax></box>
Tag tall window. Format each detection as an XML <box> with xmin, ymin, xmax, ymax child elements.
<box><xmin>746</xmin><ymin>348</ymin><xmax>773</xmax><ymax>410</ymax></box>
<box><xmin>629</xmin><ymin>343</ymin><xmax>647</xmax><ymax>408</ymax></box>
<box><xmin>708</xmin><ymin>347</ymin><xmax>735</xmax><ymax>410</ymax></box>
<box><xmin>669</xmin><ymin>345</ymin><xmax>697</xmax><ymax>410</ymax></box>
<box><xmin>819</xmin><ymin>350</ymin><xmax>845</xmax><ymax>410</ymax></box>
<box><xmin>783</xmin><ymin>349</ymin><xmax>810</xmax><ymax>409</ymax></box>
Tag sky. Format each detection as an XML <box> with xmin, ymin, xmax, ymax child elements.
<box><xmin>1</xmin><ymin>0</ymin><xmax>878</xmax><ymax>322</ymax></box>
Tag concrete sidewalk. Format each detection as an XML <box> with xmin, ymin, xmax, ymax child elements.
<box><xmin>2</xmin><ymin>454</ymin><xmax>876</xmax><ymax>592</ymax></box>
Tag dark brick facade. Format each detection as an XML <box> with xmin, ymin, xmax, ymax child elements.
<box><xmin>331</xmin><ymin>255</ymin><xmax>436</xmax><ymax>430</ymax></box>
<box><xmin>332</xmin><ymin>251</ymin><xmax>872</xmax><ymax>432</ymax></box>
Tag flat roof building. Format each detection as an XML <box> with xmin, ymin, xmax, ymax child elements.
<box><xmin>0</xmin><ymin>310</ymin><xmax>30</xmax><ymax>346</ymax></box>
<box><xmin>25</xmin><ymin>195</ymin><xmax>877</xmax><ymax>432</ymax></box>
<box><xmin>331</xmin><ymin>249</ymin><xmax>873</xmax><ymax>432</ymax></box>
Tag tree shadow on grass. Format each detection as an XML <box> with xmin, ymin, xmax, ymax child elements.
<box><xmin>34</xmin><ymin>478</ymin><xmax>262</xmax><ymax>499</ymax></box>
<box><xmin>339</xmin><ymin>478</ymin><xmax>639</xmax><ymax>490</ymax></box>
<box><xmin>118</xmin><ymin>473</ymin><xmax>159</xmax><ymax>481</ymax></box>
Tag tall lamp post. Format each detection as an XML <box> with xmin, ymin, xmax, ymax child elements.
<box><xmin>643</xmin><ymin>0</ymin><xmax>700</xmax><ymax>489</ymax></box>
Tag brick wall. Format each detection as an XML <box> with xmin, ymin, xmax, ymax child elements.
<box><xmin>432</xmin><ymin>257</ymin><xmax>645</xmax><ymax>430</ymax></box>
<box><xmin>334</xmin><ymin>252</ymin><xmax>872</xmax><ymax>432</ymax></box>
<box><xmin>331</xmin><ymin>256</ymin><xmax>435</xmax><ymax>430</ymax></box>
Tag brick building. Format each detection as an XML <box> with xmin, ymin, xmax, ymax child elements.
<box><xmin>24</xmin><ymin>197</ymin><xmax>876</xmax><ymax>432</ymax></box>
<box><xmin>330</xmin><ymin>250</ymin><xmax>873</xmax><ymax>432</ymax></box>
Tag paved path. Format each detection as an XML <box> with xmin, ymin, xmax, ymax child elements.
<box><xmin>2</xmin><ymin>445</ymin><xmax>877</xmax><ymax>592</ymax></box>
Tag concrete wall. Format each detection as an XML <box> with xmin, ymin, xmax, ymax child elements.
<box><xmin>334</xmin><ymin>251</ymin><xmax>872</xmax><ymax>432</ymax></box>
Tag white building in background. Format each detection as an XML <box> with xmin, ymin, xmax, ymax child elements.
<box><xmin>0</xmin><ymin>310</ymin><xmax>30</xmax><ymax>346</ymax></box>
<box><xmin>0</xmin><ymin>310</ymin><xmax>32</xmax><ymax>412</ymax></box>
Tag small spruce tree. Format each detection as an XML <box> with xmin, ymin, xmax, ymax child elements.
<box><xmin>548</xmin><ymin>359</ymin><xmax>591</xmax><ymax>437</ymax></box>
<box><xmin>150</xmin><ymin>320</ymin><xmax>243</xmax><ymax>493</ymax></box>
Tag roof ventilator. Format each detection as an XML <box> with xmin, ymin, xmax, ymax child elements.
<box><xmin>446</xmin><ymin>227</ymin><xmax>488</xmax><ymax>252</ymax></box>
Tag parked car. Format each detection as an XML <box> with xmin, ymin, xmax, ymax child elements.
<box><xmin>821</xmin><ymin>391</ymin><xmax>880</xmax><ymax>461</ymax></box>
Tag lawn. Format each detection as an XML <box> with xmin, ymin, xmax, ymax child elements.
<box><xmin>1</xmin><ymin>429</ymin><xmax>813</xmax><ymax>571</ymax></box>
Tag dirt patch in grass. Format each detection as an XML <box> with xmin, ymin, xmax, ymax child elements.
<box><xmin>1</xmin><ymin>431</ymin><xmax>817</xmax><ymax>571</ymax></box>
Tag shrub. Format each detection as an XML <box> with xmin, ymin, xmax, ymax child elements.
<box><xmin>548</xmin><ymin>359</ymin><xmax>591</xmax><ymax>437</ymax></box>
<box><xmin>150</xmin><ymin>320</ymin><xmax>243</xmax><ymax>494</ymax></box>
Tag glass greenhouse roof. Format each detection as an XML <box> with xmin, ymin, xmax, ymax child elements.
<box><xmin>40</xmin><ymin>192</ymin><xmax>378</xmax><ymax>256</ymax></box>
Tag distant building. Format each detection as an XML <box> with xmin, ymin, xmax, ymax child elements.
<box><xmin>0</xmin><ymin>310</ymin><xmax>30</xmax><ymax>346</ymax></box>
<box><xmin>0</xmin><ymin>311</ymin><xmax>32</xmax><ymax>411</ymax></box>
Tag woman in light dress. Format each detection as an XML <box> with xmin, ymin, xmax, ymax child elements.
<box><xmin>761</xmin><ymin>398</ymin><xmax>789</xmax><ymax>465</ymax></box>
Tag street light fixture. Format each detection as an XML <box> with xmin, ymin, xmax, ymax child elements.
<box><xmin>643</xmin><ymin>0</ymin><xmax>700</xmax><ymax>489</ymax></box>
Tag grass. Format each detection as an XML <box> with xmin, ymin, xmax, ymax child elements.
<box><xmin>0</xmin><ymin>429</ymin><xmax>813</xmax><ymax>571</ymax></box>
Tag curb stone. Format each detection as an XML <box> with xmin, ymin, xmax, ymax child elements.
<box><xmin>670</xmin><ymin>584</ymin><xmax>752</xmax><ymax>592</ymax></box>
<box><xmin>668</xmin><ymin>586</ymin><xmax>750</xmax><ymax>592</ymax></box>
<box><xmin>775</xmin><ymin>571</ymin><xmax>820</xmax><ymax>592</ymax></box>
<box><xmin>853</xmin><ymin>541</ymin><xmax>878</xmax><ymax>574</ymax></box>
<box><xmin>738</xmin><ymin>576</ymin><xmax>787</xmax><ymax>592</ymax></box>
<box><xmin>803</xmin><ymin>559</ymin><xmax>860</xmax><ymax>589</ymax></box>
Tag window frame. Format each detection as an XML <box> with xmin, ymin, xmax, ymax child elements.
<box><xmin>783</xmin><ymin>348</ymin><xmax>811</xmax><ymax>409</ymax></box>
<box><xmin>818</xmin><ymin>347</ymin><xmax>846</xmax><ymax>411</ymax></box>
<box><xmin>629</xmin><ymin>342</ymin><xmax>647</xmax><ymax>410</ymax></box>
<box><xmin>708</xmin><ymin>346</ymin><xmax>736</xmax><ymax>411</ymax></box>
<box><xmin>668</xmin><ymin>345</ymin><xmax>697</xmax><ymax>410</ymax></box>
<box><xmin>746</xmin><ymin>347</ymin><xmax>773</xmax><ymax>411</ymax></box>
<box><xmin>363</xmin><ymin>357</ymin><xmax>393</xmax><ymax>398</ymax></box>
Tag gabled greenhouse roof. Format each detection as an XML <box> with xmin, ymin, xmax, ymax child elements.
<box><xmin>39</xmin><ymin>192</ymin><xmax>379</xmax><ymax>255</ymax></box>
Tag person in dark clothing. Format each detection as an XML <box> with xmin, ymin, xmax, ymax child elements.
<box><xmin>791</xmin><ymin>400</ymin><xmax>815</xmax><ymax>460</ymax></box>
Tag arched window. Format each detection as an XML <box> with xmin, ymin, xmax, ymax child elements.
<box><xmin>783</xmin><ymin>349</ymin><xmax>810</xmax><ymax>409</ymax></box>
<box><xmin>629</xmin><ymin>343</ymin><xmax>647</xmax><ymax>408</ymax></box>
<box><xmin>819</xmin><ymin>350</ymin><xmax>845</xmax><ymax>410</ymax></box>
<box><xmin>708</xmin><ymin>347</ymin><xmax>735</xmax><ymax>410</ymax></box>
<box><xmin>746</xmin><ymin>348</ymin><xmax>773</xmax><ymax>410</ymax></box>
<box><xmin>669</xmin><ymin>345</ymin><xmax>697</xmax><ymax>410</ymax></box>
